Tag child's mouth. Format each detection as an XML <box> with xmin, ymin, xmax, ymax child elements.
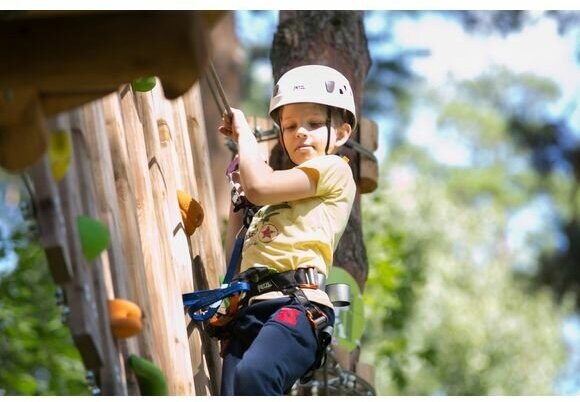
<box><xmin>296</xmin><ymin>145</ymin><xmax>313</xmax><ymax>151</ymax></box>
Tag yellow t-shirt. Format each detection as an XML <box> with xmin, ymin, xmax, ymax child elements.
<box><xmin>240</xmin><ymin>154</ymin><xmax>356</xmax><ymax>307</ymax></box>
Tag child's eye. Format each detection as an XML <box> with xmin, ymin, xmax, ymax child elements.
<box><xmin>309</xmin><ymin>121</ymin><xmax>325</xmax><ymax>128</ymax></box>
<box><xmin>283</xmin><ymin>124</ymin><xmax>297</xmax><ymax>131</ymax></box>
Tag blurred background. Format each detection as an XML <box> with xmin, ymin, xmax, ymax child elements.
<box><xmin>1</xmin><ymin>10</ymin><xmax>579</xmax><ymax>395</ymax></box>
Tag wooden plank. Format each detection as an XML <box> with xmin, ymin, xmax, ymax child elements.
<box><xmin>182</xmin><ymin>86</ymin><xmax>229</xmax><ymax>394</ymax></box>
<box><xmin>102</xmin><ymin>91</ymin><xmax>155</xmax><ymax>395</ymax></box>
<box><xmin>0</xmin><ymin>12</ymin><xmax>210</xmax><ymax>112</ymax></box>
<box><xmin>169</xmin><ymin>97</ymin><xmax>205</xmax><ymax>261</ymax></box>
<box><xmin>161</xmin><ymin>90</ymin><xmax>221</xmax><ymax>396</ymax></box>
<box><xmin>74</xmin><ymin>98</ymin><xmax>143</xmax><ymax>395</ymax></box>
<box><xmin>123</xmin><ymin>86</ymin><xmax>195</xmax><ymax>395</ymax></box>
<box><xmin>148</xmin><ymin>83</ymin><xmax>195</xmax><ymax>295</ymax></box>
<box><xmin>46</xmin><ymin>114</ymin><xmax>105</xmax><ymax>372</ymax></box>
<box><xmin>358</xmin><ymin>118</ymin><xmax>378</xmax><ymax>194</ymax></box>
<box><xmin>182</xmin><ymin>83</ymin><xmax>226</xmax><ymax>289</ymax></box>
<box><xmin>142</xmin><ymin>85</ymin><xmax>198</xmax><ymax>395</ymax></box>
<box><xmin>68</xmin><ymin>110</ymin><xmax>126</xmax><ymax>395</ymax></box>
<box><xmin>0</xmin><ymin>87</ymin><xmax>48</xmax><ymax>171</ymax></box>
<box><xmin>118</xmin><ymin>84</ymin><xmax>175</xmax><ymax>392</ymax></box>
<box><xmin>77</xmin><ymin>100</ymin><xmax>131</xmax><ymax>299</ymax></box>
<box><xmin>27</xmin><ymin>154</ymin><xmax>74</xmax><ymax>285</ymax></box>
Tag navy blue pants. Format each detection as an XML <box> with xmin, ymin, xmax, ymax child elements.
<box><xmin>220</xmin><ymin>296</ymin><xmax>334</xmax><ymax>395</ymax></box>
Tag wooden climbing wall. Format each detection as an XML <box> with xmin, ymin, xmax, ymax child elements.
<box><xmin>27</xmin><ymin>80</ymin><xmax>225</xmax><ymax>395</ymax></box>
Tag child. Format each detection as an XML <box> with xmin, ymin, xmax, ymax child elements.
<box><xmin>216</xmin><ymin>64</ymin><xmax>357</xmax><ymax>395</ymax></box>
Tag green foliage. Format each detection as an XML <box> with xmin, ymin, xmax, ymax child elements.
<box><xmin>360</xmin><ymin>65</ymin><xmax>574</xmax><ymax>394</ymax></box>
<box><xmin>361</xmin><ymin>158</ymin><xmax>572</xmax><ymax>395</ymax></box>
<box><xmin>0</xmin><ymin>242</ymin><xmax>89</xmax><ymax>395</ymax></box>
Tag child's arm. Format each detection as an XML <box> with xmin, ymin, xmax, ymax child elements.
<box><xmin>219</xmin><ymin>108</ymin><xmax>317</xmax><ymax>206</ymax></box>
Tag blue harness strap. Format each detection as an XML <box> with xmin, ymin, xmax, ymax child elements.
<box><xmin>182</xmin><ymin>230</ymin><xmax>247</xmax><ymax>321</ymax></box>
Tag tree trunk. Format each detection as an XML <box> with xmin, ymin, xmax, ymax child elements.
<box><xmin>270</xmin><ymin>11</ymin><xmax>371</xmax><ymax>291</ymax></box>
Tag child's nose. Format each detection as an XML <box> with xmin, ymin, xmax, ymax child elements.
<box><xmin>296</xmin><ymin>126</ymin><xmax>308</xmax><ymax>137</ymax></box>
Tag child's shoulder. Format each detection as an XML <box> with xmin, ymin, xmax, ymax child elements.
<box><xmin>297</xmin><ymin>155</ymin><xmax>354</xmax><ymax>194</ymax></box>
<box><xmin>298</xmin><ymin>154</ymin><xmax>350</xmax><ymax>169</ymax></box>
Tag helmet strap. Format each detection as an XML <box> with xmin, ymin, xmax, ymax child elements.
<box><xmin>325</xmin><ymin>107</ymin><xmax>332</xmax><ymax>155</ymax></box>
<box><xmin>279</xmin><ymin>125</ymin><xmax>294</xmax><ymax>165</ymax></box>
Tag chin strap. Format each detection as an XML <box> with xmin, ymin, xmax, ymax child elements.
<box><xmin>324</xmin><ymin>106</ymin><xmax>332</xmax><ymax>155</ymax></box>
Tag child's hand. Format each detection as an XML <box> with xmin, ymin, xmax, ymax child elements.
<box><xmin>218</xmin><ymin>108</ymin><xmax>252</xmax><ymax>143</ymax></box>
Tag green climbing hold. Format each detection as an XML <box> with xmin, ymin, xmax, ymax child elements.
<box><xmin>76</xmin><ymin>216</ymin><xmax>110</xmax><ymax>261</ymax></box>
<box><xmin>131</xmin><ymin>77</ymin><xmax>157</xmax><ymax>92</ymax></box>
<box><xmin>128</xmin><ymin>354</ymin><xmax>169</xmax><ymax>396</ymax></box>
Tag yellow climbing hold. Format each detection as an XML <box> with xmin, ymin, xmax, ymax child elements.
<box><xmin>108</xmin><ymin>299</ymin><xmax>143</xmax><ymax>339</ymax></box>
<box><xmin>177</xmin><ymin>190</ymin><xmax>204</xmax><ymax>236</ymax></box>
<box><xmin>48</xmin><ymin>130</ymin><xmax>72</xmax><ymax>181</ymax></box>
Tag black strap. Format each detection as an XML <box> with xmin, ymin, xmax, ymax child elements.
<box><xmin>324</xmin><ymin>106</ymin><xmax>332</xmax><ymax>155</ymax></box>
<box><xmin>241</xmin><ymin>268</ymin><xmax>317</xmax><ymax>300</ymax></box>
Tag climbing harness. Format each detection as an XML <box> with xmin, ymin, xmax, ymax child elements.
<box><xmin>182</xmin><ymin>223</ymin><xmax>249</xmax><ymax>322</ymax></box>
<box><xmin>233</xmin><ymin>266</ymin><xmax>334</xmax><ymax>379</ymax></box>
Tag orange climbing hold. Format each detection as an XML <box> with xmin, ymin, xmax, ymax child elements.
<box><xmin>108</xmin><ymin>298</ymin><xmax>143</xmax><ymax>339</ymax></box>
<box><xmin>177</xmin><ymin>190</ymin><xmax>204</xmax><ymax>236</ymax></box>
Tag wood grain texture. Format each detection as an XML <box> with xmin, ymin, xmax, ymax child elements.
<box><xmin>359</xmin><ymin>118</ymin><xmax>379</xmax><ymax>194</ymax></box>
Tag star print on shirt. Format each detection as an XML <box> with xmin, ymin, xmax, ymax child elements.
<box><xmin>258</xmin><ymin>223</ymin><xmax>279</xmax><ymax>243</ymax></box>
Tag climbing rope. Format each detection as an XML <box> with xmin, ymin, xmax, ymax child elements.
<box><xmin>205</xmin><ymin>61</ymin><xmax>232</xmax><ymax>119</ymax></box>
<box><xmin>343</xmin><ymin>138</ymin><xmax>377</xmax><ymax>164</ymax></box>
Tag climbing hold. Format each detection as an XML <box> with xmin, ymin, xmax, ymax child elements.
<box><xmin>128</xmin><ymin>354</ymin><xmax>169</xmax><ymax>396</ymax></box>
<box><xmin>131</xmin><ymin>77</ymin><xmax>157</xmax><ymax>92</ymax></box>
<box><xmin>48</xmin><ymin>130</ymin><xmax>72</xmax><ymax>181</ymax></box>
<box><xmin>76</xmin><ymin>216</ymin><xmax>110</xmax><ymax>261</ymax></box>
<box><xmin>108</xmin><ymin>299</ymin><xmax>143</xmax><ymax>339</ymax></box>
<box><xmin>177</xmin><ymin>190</ymin><xmax>204</xmax><ymax>236</ymax></box>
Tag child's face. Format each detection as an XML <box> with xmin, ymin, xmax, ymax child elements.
<box><xmin>280</xmin><ymin>103</ymin><xmax>345</xmax><ymax>165</ymax></box>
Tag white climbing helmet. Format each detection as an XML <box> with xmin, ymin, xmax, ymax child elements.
<box><xmin>269</xmin><ymin>65</ymin><xmax>357</xmax><ymax>131</ymax></box>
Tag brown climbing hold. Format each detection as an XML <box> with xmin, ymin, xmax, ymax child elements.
<box><xmin>108</xmin><ymin>299</ymin><xmax>143</xmax><ymax>339</ymax></box>
<box><xmin>177</xmin><ymin>190</ymin><xmax>204</xmax><ymax>236</ymax></box>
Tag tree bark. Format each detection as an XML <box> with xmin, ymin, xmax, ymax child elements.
<box><xmin>270</xmin><ymin>11</ymin><xmax>371</xmax><ymax>291</ymax></box>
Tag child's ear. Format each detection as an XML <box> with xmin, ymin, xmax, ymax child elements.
<box><xmin>334</xmin><ymin>122</ymin><xmax>352</xmax><ymax>148</ymax></box>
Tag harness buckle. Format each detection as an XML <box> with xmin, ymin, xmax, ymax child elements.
<box><xmin>306</xmin><ymin>307</ymin><xmax>328</xmax><ymax>329</ymax></box>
